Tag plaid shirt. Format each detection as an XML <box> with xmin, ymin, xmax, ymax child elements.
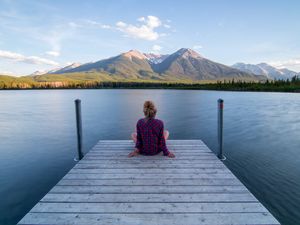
<box><xmin>135</xmin><ymin>118</ymin><xmax>169</xmax><ymax>156</ymax></box>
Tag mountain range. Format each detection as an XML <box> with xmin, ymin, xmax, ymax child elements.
<box><xmin>31</xmin><ymin>48</ymin><xmax>262</xmax><ymax>81</ymax></box>
<box><xmin>30</xmin><ymin>48</ymin><xmax>299</xmax><ymax>81</ymax></box>
<box><xmin>232</xmin><ymin>62</ymin><xmax>298</xmax><ymax>80</ymax></box>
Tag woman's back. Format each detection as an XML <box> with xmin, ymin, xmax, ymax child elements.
<box><xmin>135</xmin><ymin>118</ymin><xmax>169</xmax><ymax>155</ymax></box>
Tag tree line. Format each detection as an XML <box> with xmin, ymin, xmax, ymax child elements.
<box><xmin>0</xmin><ymin>76</ymin><xmax>300</xmax><ymax>92</ymax></box>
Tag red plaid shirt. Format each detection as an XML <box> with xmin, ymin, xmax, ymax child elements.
<box><xmin>135</xmin><ymin>118</ymin><xmax>169</xmax><ymax>156</ymax></box>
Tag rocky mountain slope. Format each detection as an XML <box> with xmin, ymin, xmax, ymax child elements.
<box><xmin>43</xmin><ymin>48</ymin><xmax>262</xmax><ymax>81</ymax></box>
<box><xmin>232</xmin><ymin>62</ymin><xmax>298</xmax><ymax>80</ymax></box>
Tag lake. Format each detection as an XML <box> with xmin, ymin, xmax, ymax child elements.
<box><xmin>0</xmin><ymin>89</ymin><xmax>299</xmax><ymax>225</ymax></box>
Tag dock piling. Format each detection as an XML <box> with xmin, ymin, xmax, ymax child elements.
<box><xmin>218</xmin><ymin>99</ymin><xmax>226</xmax><ymax>160</ymax></box>
<box><xmin>75</xmin><ymin>99</ymin><xmax>83</xmax><ymax>161</ymax></box>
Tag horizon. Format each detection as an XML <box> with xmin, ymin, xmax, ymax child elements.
<box><xmin>1</xmin><ymin>0</ymin><xmax>300</xmax><ymax>76</ymax></box>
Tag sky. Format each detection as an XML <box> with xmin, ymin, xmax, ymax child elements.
<box><xmin>0</xmin><ymin>0</ymin><xmax>300</xmax><ymax>76</ymax></box>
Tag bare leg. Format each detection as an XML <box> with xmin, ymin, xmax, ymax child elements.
<box><xmin>131</xmin><ymin>132</ymin><xmax>137</xmax><ymax>143</ymax></box>
<box><xmin>164</xmin><ymin>130</ymin><xmax>169</xmax><ymax>140</ymax></box>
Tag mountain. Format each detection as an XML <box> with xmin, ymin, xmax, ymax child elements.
<box><xmin>38</xmin><ymin>48</ymin><xmax>264</xmax><ymax>81</ymax></box>
<box><xmin>232</xmin><ymin>62</ymin><xmax>298</xmax><ymax>80</ymax></box>
<box><xmin>63</xmin><ymin>50</ymin><xmax>159</xmax><ymax>79</ymax></box>
<box><xmin>144</xmin><ymin>53</ymin><xmax>169</xmax><ymax>65</ymax></box>
<box><xmin>30</xmin><ymin>63</ymin><xmax>82</xmax><ymax>76</ymax></box>
<box><xmin>152</xmin><ymin>48</ymin><xmax>260</xmax><ymax>80</ymax></box>
<box><xmin>49</xmin><ymin>62</ymin><xmax>82</xmax><ymax>74</ymax></box>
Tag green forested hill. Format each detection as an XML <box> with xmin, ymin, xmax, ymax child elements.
<box><xmin>0</xmin><ymin>73</ymin><xmax>300</xmax><ymax>92</ymax></box>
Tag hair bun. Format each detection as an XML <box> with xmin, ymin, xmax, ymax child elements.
<box><xmin>143</xmin><ymin>101</ymin><xmax>157</xmax><ymax>118</ymax></box>
<box><xmin>144</xmin><ymin>101</ymin><xmax>154</xmax><ymax>109</ymax></box>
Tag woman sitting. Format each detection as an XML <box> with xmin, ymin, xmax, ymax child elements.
<box><xmin>128</xmin><ymin>101</ymin><xmax>175</xmax><ymax>158</ymax></box>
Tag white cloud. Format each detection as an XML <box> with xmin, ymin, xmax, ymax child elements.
<box><xmin>46</xmin><ymin>51</ymin><xmax>60</xmax><ymax>57</ymax></box>
<box><xmin>85</xmin><ymin>20</ymin><xmax>111</xmax><ymax>29</ymax></box>
<box><xmin>116</xmin><ymin>15</ymin><xmax>163</xmax><ymax>41</ymax></box>
<box><xmin>0</xmin><ymin>70</ymin><xmax>14</xmax><ymax>75</ymax></box>
<box><xmin>193</xmin><ymin>45</ymin><xmax>203</xmax><ymax>50</ymax></box>
<box><xmin>152</xmin><ymin>44</ymin><xmax>162</xmax><ymax>52</ymax></box>
<box><xmin>68</xmin><ymin>22</ymin><xmax>81</xmax><ymax>28</ymax></box>
<box><xmin>164</xmin><ymin>24</ymin><xmax>171</xmax><ymax>29</ymax></box>
<box><xmin>101</xmin><ymin>24</ymin><xmax>111</xmax><ymax>29</ymax></box>
<box><xmin>137</xmin><ymin>17</ymin><xmax>145</xmax><ymax>22</ymax></box>
<box><xmin>0</xmin><ymin>50</ymin><xmax>59</xmax><ymax>66</ymax></box>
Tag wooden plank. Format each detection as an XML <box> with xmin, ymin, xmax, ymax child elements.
<box><xmin>88</xmin><ymin>152</ymin><xmax>213</xmax><ymax>155</ymax></box>
<box><xmin>49</xmin><ymin>185</ymin><xmax>248</xmax><ymax>194</ymax></box>
<box><xmin>63</xmin><ymin>173</ymin><xmax>236</xmax><ymax>180</ymax></box>
<box><xmin>82</xmin><ymin>155</ymin><xmax>218</xmax><ymax>160</ymax></box>
<box><xmin>73</xmin><ymin>163</ymin><xmax>226</xmax><ymax>169</ymax></box>
<box><xmin>92</xmin><ymin>145</ymin><xmax>209</xmax><ymax>149</ymax></box>
<box><xmin>87</xmin><ymin>148</ymin><xmax>215</xmax><ymax>155</ymax></box>
<box><xmin>91</xmin><ymin>146</ymin><xmax>211</xmax><ymax>150</ymax></box>
<box><xmin>18</xmin><ymin>212</ymin><xmax>279</xmax><ymax>225</ymax></box>
<box><xmin>41</xmin><ymin>193</ymin><xmax>258</xmax><ymax>203</ymax></box>
<box><xmin>77</xmin><ymin>159</ymin><xmax>221</xmax><ymax>164</ymax></box>
<box><xmin>57</xmin><ymin>178</ymin><xmax>243</xmax><ymax>186</ymax></box>
<box><xmin>30</xmin><ymin>202</ymin><xmax>268</xmax><ymax>213</ymax></box>
<box><xmin>69</xmin><ymin>168</ymin><xmax>231</xmax><ymax>174</ymax></box>
<box><xmin>99</xmin><ymin>139</ymin><xmax>205</xmax><ymax>143</ymax></box>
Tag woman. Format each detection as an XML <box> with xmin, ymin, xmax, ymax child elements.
<box><xmin>128</xmin><ymin>101</ymin><xmax>175</xmax><ymax>158</ymax></box>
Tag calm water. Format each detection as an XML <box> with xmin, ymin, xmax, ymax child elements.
<box><xmin>0</xmin><ymin>89</ymin><xmax>299</xmax><ymax>225</ymax></box>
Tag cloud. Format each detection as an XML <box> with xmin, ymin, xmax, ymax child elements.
<box><xmin>84</xmin><ymin>20</ymin><xmax>111</xmax><ymax>29</ymax></box>
<box><xmin>46</xmin><ymin>51</ymin><xmax>60</xmax><ymax>57</ymax></box>
<box><xmin>193</xmin><ymin>45</ymin><xmax>203</xmax><ymax>50</ymax></box>
<box><xmin>0</xmin><ymin>70</ymin><xmax>14</xmax><ymax>75</ymax></box>
<box><xmin>0</xmin><ymin>50</ymin><xmax>59</xmax><ymax>66</ymax></box>
<box><xmin>269</xmin><ymin>58</ymin><xmax>300</xmax><ymax>69</ymax></box>
<box><xmin>116</xmin><ymin>15</ymin><xmax>163</xmax><ymax>41</ymax></box>
<box><xmin>152</xmin><ymin>44</ymin><xmax>162</xmax><ymax>52</ymax></box>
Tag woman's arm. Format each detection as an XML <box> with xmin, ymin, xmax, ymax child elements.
<box><xmin>135</xmin><ymin>122</ymin><xmax>143</xmax><ymax>150</ymax></box>
<box><xmin>128</xmin><ymin>122</ymin><xmax>143</xmax><ymax>158</ymax></box>
<box><xmin>158</xmin><ymin>122</ymin><xmax>173</xmax><ymax>157</ymax></box>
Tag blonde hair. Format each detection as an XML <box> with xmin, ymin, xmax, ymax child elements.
<box><xmin>143</xmin><ymin>101</ymin><xmax>157</xmax><ymax>119</ymax></box>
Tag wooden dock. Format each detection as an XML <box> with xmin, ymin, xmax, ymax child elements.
<box><xmin>18</xmin><ymin>140</ymin><xmax>280</xmax><ymax>225</ymax></box>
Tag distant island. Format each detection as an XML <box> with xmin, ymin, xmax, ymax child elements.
<box><xmin>1</xmin><ymin>48</ymin><xmax>299</xmax><ymax>92</ymax></box>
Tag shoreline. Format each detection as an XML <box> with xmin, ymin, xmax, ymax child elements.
<box><xmin>0</xmin><ymin>86</ymin><xmax>300</xmax><ymax>93</ymax></box>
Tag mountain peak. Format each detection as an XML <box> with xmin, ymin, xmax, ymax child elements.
<box><xmin>175</xmin><ymin>48</ymin><xmax>202</xmax><ymax>58</ymax></box>
<box><xmin>123</xmin><ymin>49</ymin><xmax>146</xmax><ymax>60</ymax></box>
<box><xmin>232</xmin><ymin>62</ymin><xmax>298</xmax><ymax>79</ymax></box>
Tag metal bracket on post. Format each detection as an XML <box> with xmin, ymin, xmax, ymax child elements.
<box><xmin>74</xmin><ymin>99</ymin><xmax>83</xmax><ymax>161</ymax></box>
<box><xmin>218</xmin><ymin>99</ymin><xmax>226</xmax><ymax>161</ymax></box>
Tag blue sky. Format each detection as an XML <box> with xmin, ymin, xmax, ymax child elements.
<box><xmin>0</xmin><ymin>0</ymin><xmax>300</xmax><ymax>75</ymax></box>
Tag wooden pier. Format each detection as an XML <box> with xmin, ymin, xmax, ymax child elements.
<box><xmin>18</xmin><ymin>140</ymin><xmax>280</xmax><ymax>225</ymax></box>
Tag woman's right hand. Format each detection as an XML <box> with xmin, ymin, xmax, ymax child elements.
<box><xmin>167</xmin><ymin>151</ymin><xmax>175</xmax><ymax>158</ymax></box>
<box><xmin>128</xmin><ymin>149</ymin><xmax>140</xmax><ymax>157</ymax></box>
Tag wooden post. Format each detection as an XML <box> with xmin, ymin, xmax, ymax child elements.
<box><xmin>218</xmin><ymin>99</ymin><xmax>226</xmax><ymax>160</ymax></box>
<box><xmin>75</xmin><ymin>99</ymin><xmax>83</xmax><ymax>161</ymax></box>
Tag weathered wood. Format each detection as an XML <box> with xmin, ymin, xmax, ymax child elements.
<box><xmin>74</xmin><ymin>163</ymin><xmax>226</xmax><ymax>169</ymax></box>
<box><xmin>18</xmin><ymin>212</ymin><xmax>279</xmax><ymax>225</ymax></box>
<box><xmin>17</xmin><ymin>140</ymin><xmax>279</xmax><ymax>225</ymax></box>
<box><xmin>41</xmin><ymin>193</ymin><xmax>258</xmax><ymax>203</ymax></box>
<box><xmin>88</xmin><ymin>152</ymin><xmax>214</xmax><ymax>155</ymax></box>
<box><xmin>49</xmin><ymin>185</ymin><xmax>248</xmax><ymax>194</ymax></box>
<box><xmin>63</xmin><ymin>173</ymin><xmax>236</xmax><ymax>179</ymax></box>
<box><xmin>57</xmin><ymin>178</ymin><xmax>243</xmax><ymax>186</ymax></box>
<box><xmin>31</xmin><ymin>202</ymin><xmax>268</xmax><ymax>213</ymax></box>
<box><xmin>78</xmin><ymin>159</ymin><xmax>221</xmax><ymax>164</ymax></box>
<box><xmin>83</xmin><ymin>155</ymin><xmax>218</xmax><ymax>160</ymax></box>
<box><xmin>69</xmin><ymin>168</ymin><xmax>231</xmax><ymax>174</ymax></box>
